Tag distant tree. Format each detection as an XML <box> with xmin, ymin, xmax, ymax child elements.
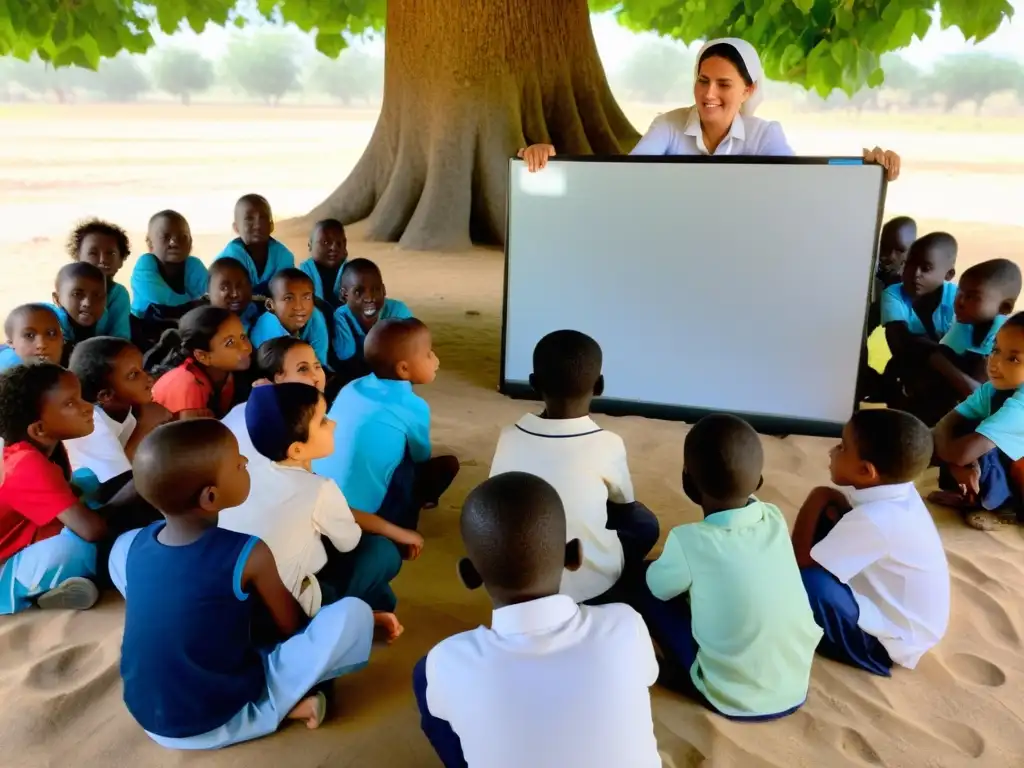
<box><xmin>929</xmin><ymin>52</ymin><xmax>1024</xmax><ymax>114</ymax></box>
<box><xmin>222</xmin><ymin>29</ymin><xmax>303</xmax><ymax>106</ymax></box>
<box><xmin>87</xmin><ymin>54</ymin><xmax>148</xmax><ymax>102</ymax></box>
<box><xmin>615</xmin><ymin>40</ymin><xmax>693</xmax><ymax>103</ymax></box>
<box><xmin>310</xmin><ymin>49</ymin><xmax>384</xmax><ymax>105</ymax></box>
<box><xmin>1</xmin><ymin>55</ymin><xmax>85</xmax><ymax>102</ymax></box>
<box><xmin>152</xmin><ymin>47</ymin><xmax>215</xmax><ymax>106</ymax></box>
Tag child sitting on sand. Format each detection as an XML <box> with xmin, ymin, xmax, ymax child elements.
<box><xmin>414</xmin><ymin>471</ymin><xmax>661</xmax><ymax>768</ymax></box>
<box><xmin>300</xmin><ymin>218</ymin><xmax>348</xmax><ymax>310</ymax></box>
<box><xmin>904</xmin><ymin>259</ymin><xmax>1022</xmax><ymax>426</ymax></box>
<box><xmin>215</xmin><ymin>193</ymin><xmax>295</xmax><ymax>296</ymax></box>
<box><xmin>250</xmin><ymin>268</ymin><xmax>331</xmax><ymax>367</ymax></box>
<box><xmin>50</xmin><ymin>262</ymin><xmax>107</xmax><ymax>350</ymax></box>
<box><xmin>67</xmin><ymin>218</ymin><xmax>132</xmax><ymax>340</ymax></box>
<box><xmin>146</xmin><ymin>306</ymin><xmax>253</xmax><ymax>419</ymax></box>
<box><xmin>313</xmin><ymin>318</ymin><xmax>458</xmax><ymax>560</ymax></box>
<box><xmin>207</xmin><ymin>257</ymin><xmax>264</xmax><ymax>332</ymax></box>
<box><xmin>108</xmin><ymin>419</ymin><xmax>401</xmax><ymax>750</ymax></box>
<box><xmin>219</xmin><ymin>383</ymin><xmax>401</xmax><ymax>616</ymax></box>
<box><xmin>931</xmin><ymin>312</ymin><xmax>1024</xmax><ymax>530</ymax></box>
<box><xmin>489</xmin><ymin>330</ymin><xmax>658</xmax><ymax>605</ymax></box>
<box><xmin>792</xmin><ymin>409</ymin><xmax>949</xmax><ymax>676</ymax></box>
<box><xmin>129</xmin><ymin>211</ymin><xmax>209</xmax><ymax>348</ymax></box>
<box><xmin>640</xmin><ymin>414</ymin><xmax>820</xmax><ymax>720</ymax></box>
<box><xmin>0</xmin><ymin>304</ymin><xmax>63</xmax><ymax>371</ymax></box>
<box><xmin>331</xmin><ymin>258</ymin><xmax>412</xmax><ymax>382</ymax></box>
<box><xmin>0</xmin><ymin>363</ymin><xmax>110</xmax><ymax>614</ymax></box>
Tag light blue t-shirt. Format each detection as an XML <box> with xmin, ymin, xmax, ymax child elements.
<box><xmin>130</xmin><ymin>253</ymin><xmax>209</xmax><ymax>318</ymax></box>
<box><xmin>94</xmin><ymin>282</ymin><xmax>131</xmax><ymax>340</ymax></box>
<box><xmin>214</xmin><ymin>238</ymin><xmax>295</xmax><ymax>296</ymax></box>
<box><xmin>0</xmin><ymin>346</ymin><xmax>21</xmax><ymax>371</ymax></box>
<box><xmin>880</xmin><ymin>282</ymin><xmax>957</xmax><ymax>339</ymax></box>
<box><xmin>299</xmin><ymin>258</ymin><xmax>345</xmax><ymax>304</ymax></box>
<box><xmin>312</xmin><ymin>375</ymin><xmax>431</xmax><ymax>514</ymax></box>
<box><xmin>50</xmin><ymin>304</ymin><xmax>97</xmax><ymax>345</ymax></box>
<box><xmin>239</xmin><ymin>302</ymin><xmax>262</xmax><ymax>334</ymax></box>
<box><xmin>248</xmin><ymin>309</ymin><xmax>330</xmax><ymax>367</ymax></box>
<box><xmin>331</xmin><ymin>299</ymin><xmax>413</xmax><ymax>362</ymax></box>
<box><xmin>955</xmin><ymin>382</ymin><xmax>1024</xmax><ymax>460</ymax></box>
<box><xmin>942</xmin><ymin>315</ymin><xmax>1007</xmax><ymax>356</ymax></box>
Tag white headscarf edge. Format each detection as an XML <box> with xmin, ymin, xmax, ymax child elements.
<box><xmin>694</xmin><ymin>37</ymin><xmax>765</xmax><ymax>117</ymax></box>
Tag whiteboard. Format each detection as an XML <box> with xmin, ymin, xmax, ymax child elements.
<box><xmin>500</xmin><ymin>157</ymin><xmax>886</xmax><ymax>436</ymax></box>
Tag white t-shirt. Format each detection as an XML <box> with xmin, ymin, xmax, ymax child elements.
<box><xmin>423</xmin><ymin>595</ymin><xmax>661</xmax><ymax>768</ymax></box>
<box><xmin>65</xmin><ymin>406</ymin><xmax>136</xmax><ymax>483</ymax></box>
<box><xmin>222</xmin><ymin>402</ymin><xmax>268</xmax><ymax>469</ymax></box>
<box><xmin>489</xmin><ymin>413</ymin><xmax>633</xmax><ymax>602</ymax></box>
<box><xmin>218</xmin><ymin>462</ymin><xmax>362</xmax><ymax>616</ymax></box>
<box><xmin>811</xmin><ymin>482</ymin><xmax>950</xmax><ymax>668</ymax></box>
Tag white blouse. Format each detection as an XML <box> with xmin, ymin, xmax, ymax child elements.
<box><xmin>631</xmin><ymin>106</ymin><xmax>794</xmax><ymax>157</ymax></box>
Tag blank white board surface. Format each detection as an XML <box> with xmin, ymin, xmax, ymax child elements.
<box><xmin>501</xmin><ymin>158</ymin><xmax>886</xmax><ymax>435</ymax></box>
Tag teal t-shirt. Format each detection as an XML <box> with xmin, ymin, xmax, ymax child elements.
<box><xmin>880</xmin><ymin>281</ymin><xmax>957</xmax><ymax>339</ymax></box>
<box><xmin>955</xmin><ymin>382</ymin><xmax>1024</xmax><ymax>460</ymax></box>
<box><xmin>942</xmin><ymin>315</ymin><xmax>1007</xmax><ymax>356</ymax></box>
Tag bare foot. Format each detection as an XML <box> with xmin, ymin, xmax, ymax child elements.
<box><xmin>927</xmin><ymin>490</ymin><xmax>978</xmax><ymax>510</ymax></box>
<box><xmin>373</xmin><ymin>612</ymin><xmax>404</xmax><ymax>644</ymax></box>
<box><xmin>965</xmin><ymin>510</ymin><xmax>1017</xmax><ymax>531</ymax></box>
<box><xmin>287</xmin><ymin>692</ymin><xmax>327</xmax><ymax>730</ymax></box>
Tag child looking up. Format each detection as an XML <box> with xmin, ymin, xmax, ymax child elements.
<box><xmin>250</xmin><ymin>268</ymin><xmax>330</xmax><ymax>367</ymax></box>
<box><xmin>109</xmin><ymin>419</ymin><xmax>400</xmax><ymax>750</ymax></box>
<box><xmin>67</xmin><ymin>218</ymin><xmax>132</xmax><ymax>340</ymax></box>
<box><xmin>793</xmin><ymin>409</ymin><xmax>948</xmax><ymax>676</ymax></box>
<box><xmin>207</xmin><ymin>257</ymin><xmax>263</xmax><ymax>332</ymax></box>
<box><xmin>489</xmin><ymin>330</ymin><xmax>658</xmax><ymax>605</ymax></box>
<box><xmin>313</xmin><ymin>318</ymin><xmax>458</xmax><ymax>560</ymax></box>
<box><xmin>641</xmin><ymin>414</ymin><xmax>820</xmax><ymax>720</ymax></box>
<box><xmin>146</xmin><ymin>306</ymin><xmax>252</xmax><ymax>419</ymax></box>
<box><xmin>51</xmin><ymin>262</ymin><xmax>107</xmax><ymax>349</ymax></box>
<box><xmin>215</xmin><ymin>194</ymin><xmax>295</xmax><ymax>295</ymax></box>
<box><xmin>300</xmin><ymin>219</ymin><xmax>348</xmax><ymax>309</ymax></box>
<box><xmin>130</xmin><ymin>210</ymin><xmax>209</xmax><ymax>323</ymax></box>
<box><xmin>0</xmin><ymin>304</ymin><xmax>63</xmax><ymax>371</ymax></box>
<box><xmin>331</xmin><ymin>259</ymin><xmax>411</xmax><ymax>381</ymax></box>
<box><xmin>414</xmin><ymin>472</ymin><xmax>660</xmax><ymax>768</ymax></box>
<box><xmin>219</xmin><ymin>383</ymin><xmax>402</xmax><ymax>616</ymax></box>
<box><xmin>931</xmin><ymin>312</ymin><xmax>1024</xmax><ymax>529</ymax></box>
<box><xmin>0</xmin><ymin>363</ymin><xmax>110</xmax><ymax>614</ymax></box>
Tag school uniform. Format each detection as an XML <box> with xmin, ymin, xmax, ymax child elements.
<box><xmin>0</xmin><ymin>346</ymin><xmax>22</xmax><ymax>372</ymax></box>
<box><xmin>0</xmin><ymin>442</ymin><xmax>97</xmax><ymax>614</ymax></box>
<box><xmin>413</xmin><ymin>595</ymin><xmax>661</xmax><ymax>768</ymax></box>
<box><xmin>489</xmin><ymin>413</ymin><xmax>659</xmax><ymax>604</ymax></box>
<box><xmin>65</xmin><ymin>406</ymin><xmax>135</xmax><ymax>484</ymax></box>
<box><xmin>97</xmin><ymin>282</ymin><xmax>131</xmax><ymax>340</ymax></box>
<box><xmin>639</xmin><ymin>500</ymin><xmax>820</xmax><ymax>719</ymax></box>
<box><xmin>879</xmin><ymin>281</ymin><xmax>957</xmax><ymax>339</ymax></box>
<box><xmin>806</xmin><ymin>482</ymin><xmax>950</xmax><ymax>675</ymax></box>
<box><xmin>214</xmin><ymin>239</ymin><xmax>295</xmax><ymax>297</ymax></box>
<box><xmin>952</xmin><ymin>382</ymin><xmax>1024</xmax><ymax>517</ymax></box>
<box><xmin>942</xmin><ymin>315</ymin><xmax>1007</xmax><ymax>357</ymax></box>
<box><xmin>130</xmin><ymin>254</ymin><xmax>209</xmax><ymax>318</ymax></box>
<box><xmin>312</xmin><ymin>374</ymin><xmax>451</xmax><ymax>530</ymax></box>
<box><xmin>331</xmin><ymin>299</ymin><xmax>412</xmax><ymax>366</ymax></box>
<box><xmin>218</xmin><ymin>463</ymin><xmax>400</xmax><ymax>614</ymax></box>
<box><xmin>299</xmin><ymin>258</ymin><xmax>345</xmax><ymax>308</ymax></box>
<box><xmin>249</xmin><ymin>311</ymin><xmax>331</xmax><ymax>368</ymax></box>
<box><xmin>239</xmin><ymin>302</ymin><xmax>263</xmax><ymax>334</ymax></box>
<box><xmin>109</xmin><ymin>524</ymin><xmax>374</xmax><ymax>750</ymax></box>
<box><xmin>631</xmin><ymin>106</ymin><xmax>793</xmax><ymax>157</ymax></box>
<box><xmin>151</xmin><ymin>358</ymin><xmax>235</xmax><ymax>418</ymax></box>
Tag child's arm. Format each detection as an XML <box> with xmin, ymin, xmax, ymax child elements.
<box><xmin>351</xmin><ymin>510</ymin><xmax>424</xmax><ymax>559</ymax></box>
<box><xmin>933</xmin><ymin>410</ymin><xmax>993</xmax><ymax>466</ymax></box>
<box><xmin>58</xmin><ymin>504</ymin><xmax>109</xmax><ymax>542</ymax></box>
<box><xmin>124</xmin><ymin>403</ymin><xmax>173</xmax><ymax>460</ymax></box>
<box><xmin>603</xmin><ymin>436</ymin><xmax>635</xmax><ymax>503</ymax></box>
<box><xmin>928</xmin><ymin>349</ymin><xmax>985</xmax><ymax>399</ymax></box>
<box><xmin>645</xmin><ymin>530</ymin><xmax>692</xmax><ymax>602</ymax></box>
<box><xmin>791</xmin><ymin>486</ymin><xmax>850</xmax><ymax>569</ymax></box>
<box><xmin>313</xmin><ymin>482</ymin><xmax>364</xmax><ymax>554</ymax></box>
<box><xmin>6</xmin><ymin>450</ymin><xmax>109</xmax><ymax>542</ymax></box>
<box><xmin>242</xmin><ymin>539</ymin><xmax>308</xmax><ymax>638</ymax></box>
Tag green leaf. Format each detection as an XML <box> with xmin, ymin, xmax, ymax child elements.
<box><xmin>314</xmin><ymin>30</ymin><xmax>347</xmax><ymax>58</ymax></box>
<box><xmin>887</xmin><ymin>8</ymin><xmax>918</xmax><ymax>49</ymax></box>
<box><xmin>791</xmin><ymin>0</ymin><xmax>814</xmax><ymax>13</ymax></box>
<box><xmin>914</xmin><ymin>8</ymin><xmax>932</xmax><ymax>39</ymax></box>
<box><xmin>26</xmin><ymin>9</ymin><xmax>52</xmax><ymax>39</ymax></box>
<box><xmin>51</xmin><ymin>15</ymin><xmax>68</xmax><ymax>47</ymax></box>
<box><xmin>866</xmin><ymin>66</ymin><xmax>884</xmax><ymax>88</ymax></box>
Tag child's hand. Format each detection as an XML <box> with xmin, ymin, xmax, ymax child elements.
<box><xmin>251</xmin><ymin>378</ymin><xmax>272</xmax><ymax>388</ymax></box>
<box><xmin>394</xmin><ymin>528</ymin><xmax>424</xmax><ymax>560</ymax></box>
<box><xmin>517</xmin><ymin>144</ymin><xmax>556</xmax><ymax>172</ymax></box>
<box><xmin>136</xmin><ymin>402</ymin><xmax>173</xmax><ymax>434</ymax></box>
<box><xmin>372</xmin><ymin>612</ymin><xmax>403</xmax><ymax>644</ymax></box>
<box><xmin>950</xmin><ymin>462</ymin><xmax>981</xmax><ymax>496</ymax></box>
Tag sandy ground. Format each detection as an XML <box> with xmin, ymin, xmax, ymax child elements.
<box><xmin>1</xmin><ymin>104</ymin><xmax>1024</xmax><ymax>767</ymax></box>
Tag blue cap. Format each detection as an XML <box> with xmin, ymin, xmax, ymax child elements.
<box><xmin>245</xmin><ymin>384</ymin><xmax>289</xmax><ymax>461</ymax></box>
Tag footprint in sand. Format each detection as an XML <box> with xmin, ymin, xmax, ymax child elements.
<box><xmin>839</xmin><ymin>727</ymin><xmax>883</xmax><ymax>765</ymax></box>
<box><xmin>947</xmin><ymin>552</ymin><xmax>996</xmax><ymax>587</ymax></box>
<box><xmin>953</xmin><ymin>579</ymin><xmax>1022</xmax><ymax>648</ymax></box>
<box><xmin>947</xmin><ymin>653</ymin><xmax>1007</xmax><ymax>687</ymax></box>
<box><xmin>24</xmin><ymin>642</ymin><xmax>103</xmax><ymax>692</ymax></box>
<box><xmin>934</xmin><ymin>720</ymin><xmax>986</xmax><ymax>758</ymax></box>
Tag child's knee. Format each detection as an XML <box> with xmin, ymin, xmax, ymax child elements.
<box><xmin>363</xmin><ymin>535</ymin><xmax>403</xmax><ymax>581</ymax></box>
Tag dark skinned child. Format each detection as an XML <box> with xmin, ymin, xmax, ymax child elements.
<box><xmin>50</xmin><ymin>262</ymin><xmax>107</xmax><ymax>356</ymax></box>
<box><xmin>67</xmin><ymin>218</ymin><xmax>132</xmax><ymax>340</ymax></box>
<box><xmin>300</xmin><ymin>218</ymin><xmax>348</xmax><ymax>310</ymax></box>
<box><xmin>250</xmin><ymin>268</ymin><xmax>330</xmax><ymax>368</ymax></box>
<box><xmin>0</xmin><ymin>303</ymin><xmax>64</xmax><ymax>371</ymax></box>
<box><xmin>214</xmin><ymin>193</ymin><xmax>295</xmax><ymax>296</ymax></box>
<box><xmin>207</xmin><ymin>256</ymin><xmax>263</xmax><ymax>333</ymax></box>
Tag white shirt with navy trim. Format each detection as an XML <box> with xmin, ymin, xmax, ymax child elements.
<box><xmin>489</xmin><ymin>413</ymin><xmax>633</xmax><ymax>602</ymax></box>
<box><xmin>630</xmin><ymin>106</ymin><xmax>794</xmax><ymax>157</ymax></box>
<box><xmin>65</xmin><ymin>405</ymin><xmax>136</xmax><ymax>483</ymax></box>
<box><xmin>423</xmin><ymin>595</ymin><xmax>661</xmax><ymax>768</ymax></box>
<box><xmin>810</xmin><ymin>482</ymin><xmax>949</xmax><ymax>668</ymax></box>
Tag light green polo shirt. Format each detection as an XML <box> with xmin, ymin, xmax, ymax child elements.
<box><xmin>646</xmin><ymin>500</ymin><xmax>822</xmax><ymax>717</ymax></box>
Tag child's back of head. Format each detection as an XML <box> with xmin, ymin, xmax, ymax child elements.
<box><xmin>955</xmin><ymin>259</ymin><xmax>1022</xmax><ymax>325</ymax></box>
<box><xmin>831</xmin><ymin>409</ymin><xmax>932</xmax><ymax>489</ymax></box>
<box><xmin>683</xmin><ymin>414</ymin><xmax>763</xmax><ymax>510</ymax></box>
<box><xmin>364</xmin><ymin>317</ymin><xmax>438</xmax><ymax>384</ymax></box>
<box><xmin>530</xmin><ymin>330</ymin><xmax>603</xmax><ymax>411</ymax></box>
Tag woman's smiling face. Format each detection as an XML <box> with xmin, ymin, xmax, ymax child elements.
<box><xmin>694</xmin><ymin>55</ymin><xmax>755</xmax><ymax>132</ymax></box>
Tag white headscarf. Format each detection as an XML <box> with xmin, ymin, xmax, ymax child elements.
<box><xmin>694</xmin><ymin>38</ymin><xmax>765</xmax><ymax>117</ymax></box>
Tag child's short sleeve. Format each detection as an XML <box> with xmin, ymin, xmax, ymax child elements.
<box><xmin>879</xmin><ymin>285</ymin><xmax>909</xmax><ymax>326</ymax></box>
<box><xmin>976</xmin><ymin>393</ymin><xmax>1024</xmax><ymax>461</ymax></box>
<box><xmin>955</xmin><ymin>383</ymin><xmax>994</xmax><ymax>422</ymax></box>
<box><xmin>152</xmin><ymin>366</ymin><xmax>211</xmax><ymax>415</ymax></box>
<box><xmin>249</xmin><ymin>312</ymin><xmax>284</xmax><ymax>352</ymax></box>
<box><xmin>0</xmin><ymin>449</ymin><xmax>80</xmax><ymax>526</ymax></box>
<box><xmin>303</xmin><ymin>312</ymin><xmax>331</xmax><ymax>368</ymax></box>
<box><xmin>601</xmin><ymin>434</ymin><xmax>635</xmax><ymax>504</ymax></box>
<box><xmin>810</xmin><ymin>509</ymin><xmax>887</xmax><ymax>583</ymax></box>
<box><xmin>332</xmin><ymin>309</ymin><xmax>359</xmax><ymax>361</ymax></box>
<box><xmin>312</xmin><ymin>480</ymin><xmax>362</xmax><ymax>554</ymax></box>
<box><xmin>645</xmin><ymin>528</ymin><xmax>693</xmax><ymax>601</ymax></box>
<box><xmin>386</xmin><ymin>299</ymin><xmax>413</xmax><ymax>320</ymax></box>
<box><xmin>403</xmin><ymin>394</ymin><xmax>433</xmax><ymax>463</ymax></box>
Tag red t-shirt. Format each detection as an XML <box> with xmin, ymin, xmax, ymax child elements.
<box><xmin>0</xmin><ymin>442</ymin><xmax>79</xmax><ymax>562</ymax></box>
<box><xmin>152</xmin><ymin>358</ymin><xmax>235</xmax><ymax>418</ymax></box>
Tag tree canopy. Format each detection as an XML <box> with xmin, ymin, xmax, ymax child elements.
<box><xmin>0</xmin><ymin>0</ymin><xmax>1014</xmax><ymax>96</ymax></box>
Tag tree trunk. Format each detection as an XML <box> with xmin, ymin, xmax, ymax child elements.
<box><xmin>308</xmin><ymin>0</ymin><xmax>639</xmax><ymax>250</ymax></box>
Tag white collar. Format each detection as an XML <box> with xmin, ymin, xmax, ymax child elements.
<box><xmin>683</xmin><ymin>106</ymin><xmax>745</xmax><ymax>155</ymax></box>
<box><xmin>93</xmin><ymin>404</ymin><xmax>135</xmax><ymax>439</ymax></box>
<box><xmin>843</xmin><ymin>482</ymin><xmax>918</xmax><ymax>507</ymax></box>
<box><xmin>515</xmin><ymin>412</ymin><xmax>602</xmax><ymax>438</ymax></box>
<box><xmin>491</xmin><ymin>594</ymin><xmax>578</xmax><ymax>637</ymax></box>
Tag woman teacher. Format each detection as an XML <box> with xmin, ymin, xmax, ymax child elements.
<box><xmin>519</xmin><ymin>38</ymin><xmax>902</xmax><ymax>180</ymax></box>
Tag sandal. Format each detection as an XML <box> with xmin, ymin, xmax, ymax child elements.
<box><xmin>965</xmin><ymin>510</ymin><xmax>1018</xmax><ymax>531</ymax></box>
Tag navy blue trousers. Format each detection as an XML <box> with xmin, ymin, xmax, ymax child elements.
<box><xmin>377</xmin><ymin>451</ymin><xmax>460</xmax><ymax>532</ymax></box>
<box><xmin>940</xmin><ymin>447</ymin><xmax>1021</xmax><ymax>519</ymax></box>
<box><xmin>413</xmin><ymin>656</ymin><xmax>468</xmax><ymax>768</ymax></box>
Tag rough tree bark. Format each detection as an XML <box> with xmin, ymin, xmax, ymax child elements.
<box><xmin>308</xmin><ymin>0</ymin><xmax>640</xmax><ymax>251</ymax></box>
